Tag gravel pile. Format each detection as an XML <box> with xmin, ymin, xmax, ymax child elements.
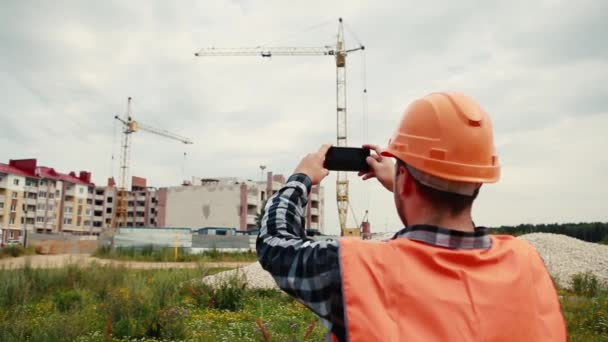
<box><xmin>202</xmin><ymin>262</ymin><xmax>279</xmax><ymax>289</ymax></box>
<box><xmin>202</xmin><ymin>233</ymin><xmax>608</xmax><ymax>290</ymax></box>
<box><xmin>518</xmin><ymin>233</ymin><xmax>608</xmax><ymax>288</ymax></box>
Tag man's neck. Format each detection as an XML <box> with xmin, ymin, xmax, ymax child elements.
<box><xmin>408</xmin><ymin>208</ymin><xmax>475</xmax><ymax>232</ymax></box>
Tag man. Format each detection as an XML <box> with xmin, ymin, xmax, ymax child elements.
<box><xmin>257</xmin><ymin>92</ymin><xmax>566</xmax><ymax>341</ymax></box>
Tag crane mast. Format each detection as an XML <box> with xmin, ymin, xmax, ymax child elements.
<box><xmin>195</xmin><ymin>18</ymin><xmax>364</xmax><ymax>236</ymax></box>
<box><xmin>112</xmin><ymin>97</ymin><xmax>193</xmax><ymax>228</ymax></box>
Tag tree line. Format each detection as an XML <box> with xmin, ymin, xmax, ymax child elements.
<box><xmin>490</xmin><ymin>222</ymin><xmax>608</xmax><ymax>244</ymax></box>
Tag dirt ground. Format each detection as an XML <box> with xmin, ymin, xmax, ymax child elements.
<box><xmin>0</xmin><ymin>254</ymin><xmax>253</xmax><ymax>270</ymax></box>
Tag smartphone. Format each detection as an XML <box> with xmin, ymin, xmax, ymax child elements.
<box><xmin>324</xmin><ymin>146</ymin><xmax>370</xmax><ymax>172</ymax></box>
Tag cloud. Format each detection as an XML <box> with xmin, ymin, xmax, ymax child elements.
<box><xmin>1</xmin><ymin>0</ymin><xmax>606</xmax><ymax>234</ymax></box>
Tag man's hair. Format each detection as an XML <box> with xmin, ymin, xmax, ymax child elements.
<box><xmin>395</xmin><ymin>159</ymin><xmax>478</xmax><ymax>216</ymax></box>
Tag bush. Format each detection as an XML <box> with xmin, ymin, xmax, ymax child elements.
<box><xmin>52</xmin><ymin>289</ymin><xmax>83</xmax><ymax>312</ymax></box>
<box><xmin>185</xmin><ymin>272</ymin><xmax>247</xmax><ymax>311</ymax></box>
<box><xmin>572</xmin><ymin>272</ymin><xmax>603</xmax><ymax>297</ymax></box>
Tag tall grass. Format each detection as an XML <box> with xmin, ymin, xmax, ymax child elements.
<box><xmin>94</xmin><ymin>245</ymin><xmax>257</xmax><ymax>262</ymax></box>
<box><xmin>0</xmin><ymin>264</ymin><xmax>221</xmax><ymax>341</ymax></box>
<box><xmin>561</xmin><ymin>272</ymin><xmax>608</xmax><ymax>340</ymax></box>
<box><xmin>0</xmin><ymin>245</ymin><xmax>36</xmax><ymax>258</ymax></box>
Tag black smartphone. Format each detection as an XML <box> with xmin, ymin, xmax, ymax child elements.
<box><xmin>324</xmin><ymin>146</ymin><xmax>371</xmax><ymax>172</ymax></box>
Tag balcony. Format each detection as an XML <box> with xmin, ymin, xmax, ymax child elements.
<box><xmin>136</xmin><ymin>206</ymin><xmax>146</xmax><ymax>212</ymax></box>
<box><xmin>64</xmin><ymin>188</ymin><xmax>75</xmax><ymax>196</ymax></box>
<box><xmin>136</xmin><ymin>194</ymin><xmax>146</xmax><ymax>201</ymax></box>
<box><xmin>247</xmin><ymin>214</ymin><xmax>257</xmax><ymax>225</ymax></box>
<box><xmin>25</xmin><ymin>198</ymin><xmax>37</xmax><ymax>205</ymax></box>
<box><xmin>0</xmin><ymin>194</ymin><xmax>4</xmax><ymax>203</ymax></box>
<box><xmin>94</xmin><ymin>205</ymin><xmax>103</xmax><ymax>211</ymax></box>
<box><xmin>310</xmin><ymin>208</ymin><xmax>319</xmax><ymax>216</ymax></box>
<box><xmin>310</xmin><ymin>193</ymin><xmax>319</xmax><ymax>201</ymax></box>
<box><xmin>24</xmin><ymin>185</ymin><xmax>37</xmax><ymax>193</ymax></box>
<box><xmin>93</xmin><ymin>216</ymin><xmax>102</xmax><ymax>222</ymax></box>
<box><xmin>63</xmin><ymin>212</ymin><xmax>73</xmax><ymax>218</ymax></box>
<box><xmin>247</xmin><ymin>195</ymin><xmax>258</xmax><ymax>204</ymax></box>
<box><xmin>35</xmin><ymin>222</ymin><xmax>45</xmax><ymax>229</ymax></box>
<box><xmin>26</xmin><ymin>211</ymin><xmax>36</xmax><ymax>218</ymax></box>
<box><xmin>95</xmin><ymin>194</ymin><xmax>104</xmax><ymax>200</ymax></box>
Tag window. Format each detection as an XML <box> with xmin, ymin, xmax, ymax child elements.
<box><xmin>9</xmin><ymin>217</ymin><xmax>15</xmax><ymax>225</ymax></box>
<box><xmin>106</xmin><ymin>208</ymin><xmax>112</xmax><ymax>214</ymax></box>
<box><xmin>12</xmin><ymin>192</ymin><xmax>17</xmax><ymax>199</ymax></box>
<box><xmin>85</xmin><ymin>209</ymin><xmax>92</xmax><ymax>216</ymax></box>
<box><xmin>0</xmin><ymin>203</ymin><xmax>3</xmax><ymax>209</ymax></box>
<box><xmin>38</xmin><ymin>191</ymin><xmax>47</xmax><ymax>198</ymax></box>
<box><xmin>107</xmin><ymin>197</ymin><xmax>113</xmax><ymax>203</ymax></box>
<box><xmin>13</xmin><ymin>179</ymin><xmax>19</xmax><ymax>186</ymax></box>
<box><xmin>63</xmin><ymin>218</ymin><xmax>72</xmax><ymax>225</ymax></box>
<box><xmin>36</xmin><ymin>217</ymin><xmax>44</xmax><ymax>223</ymax></box>
<box><xmin>64</xmin><ymin>207</ymin><xmax>73</xmax><ymax>214</ymax></box>
<box><xmin>78</xmin><ymin>199</ymin><xmax>83</xmax><ymax>204</ymax></box>
<box><xmin>79</xmin><ymin>188</ymin><xmax>84</xmax><ymax>194</ymax></box>
<box><xmin>77</xmin><ymin>217</ymin><xmax>82</xmax><ymax>226</ymax></box>
<box><xmin>20</xmin><ymin>217</ymin><xmax>24</xmax><ymax>224</ymax></box>
<box><xmin>37</xmin><ymin>204</ymin><xmax>45</xmax><ymax>211</ymax></box>
<box><xmin>10</xmin><ymin>203</ymin><xmax>17</xmax><ymax>212</ymax></box>
<box><xmin>56</xmin><ymin>190</ymin><xmax>60</xmax><ymax>197</ymax></box>
<box><xmin>84</xmin><ymin>220</ymin><xmax>91</xmax><ymax>226</ymax></box>
<box><xmin>49</xmin><ymin>193</ymin><xmax>54</xmax><ymax>199</ymax></box>
<box><xmin>40</xmin><ymin>180</ymin><xmax>46</xmax><ymax>186</ymax></box>
<box><xmin>77</xmin><ymin>206</ymin><xmax>82</xmax><ymax>215</ymax></box>
<box><xmin>48</xmin><ymin>204</ymin><xmax>54</xmax><ymax>211</ymax></box>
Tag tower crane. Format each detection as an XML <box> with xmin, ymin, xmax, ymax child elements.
<box><xmin>112</xmin><ymin>97</ymin><xmax>193</xmax><ymax>228</ymax></box>
<box><xmin>195</xmin><ymin>18</ymin><xmax>364</xmax><ymax>236</ymax></box>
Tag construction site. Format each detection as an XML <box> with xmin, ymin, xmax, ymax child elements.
<box><xmin>1</xmin><ymin>2</ymin><xmax>607</xmax><ymax>341</ymax></box>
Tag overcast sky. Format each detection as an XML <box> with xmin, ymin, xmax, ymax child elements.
<box><xmin>1</xmin><ymin>0</ymin><xmax>606</xmax><ymax>234</ymax></box>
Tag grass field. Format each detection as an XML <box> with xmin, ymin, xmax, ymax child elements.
<box><xmin>0</xmin><ymin>261</ymin><xmax>605</xmax><ymax>341</ymax></box>
<box><xmin>0</xmin><ymin>263</ymin><xmax>325</xmax><ymax>341</ymax></box>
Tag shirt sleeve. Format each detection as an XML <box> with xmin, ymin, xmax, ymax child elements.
<box><xmin>256</xmin><ymin>173</ymin><xmax>345</xmax><ymax>338</ymax></box>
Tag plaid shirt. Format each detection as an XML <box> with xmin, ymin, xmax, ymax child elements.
<box><xmin>256</xmin><ymin>174</ymin><xmax>492</xmax><ymax>341</ymax></box>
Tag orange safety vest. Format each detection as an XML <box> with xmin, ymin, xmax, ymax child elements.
<box><xmin>334</xmin><ymin>235</ymin><xmax>567</xmax><ymax>342</ymax></box>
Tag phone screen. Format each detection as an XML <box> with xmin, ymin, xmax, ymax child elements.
<box><xmin>324</xmin><ymin>147</ymin><xmax>370</xmax><ymax>172</ymax></box>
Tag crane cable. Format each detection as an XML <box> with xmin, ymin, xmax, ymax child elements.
<box><xmin>361</xmin><ymin>48</ymin><xmax>370</xmax><ymax>212</ymax></box>
<box><xmin>263</xmin><ymin>19</ymin><xmax>334</xmax><ymax>47</ymax></box>
<box><xmin>111</xmin><ymin>117</ymin><xmax>117</xmax><ymax>179</ymax></box>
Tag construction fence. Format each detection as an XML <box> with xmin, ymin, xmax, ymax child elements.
<box><xmin>27</xmin><ymin>233</ymin><xmax>100</xmax><ymax>254</ymax></box>
<box><xmin>109</xmin><ymin>227</ymin><xmax>256</xmax><ymax>253</ymax></box>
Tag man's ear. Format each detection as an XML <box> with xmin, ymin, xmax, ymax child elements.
<box><xmin>401</xmin><ymin>166</ymin><xmax>414</xmax><ymax>197</ymax></box>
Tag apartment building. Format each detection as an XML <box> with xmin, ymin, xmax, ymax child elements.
<box><xmin>156</xmin><ymin>171</ymin><xmax>324</xmax><ymax>232</ymax></box>
<box><xmin>0</xmin><ymin>159</ymin><xmax>97</xmax><ymax>244</ymax></box>
<box><xmin>0</xmin><ymin>163</ymin><xmax>32</xmax><ymax>243</ymax></box>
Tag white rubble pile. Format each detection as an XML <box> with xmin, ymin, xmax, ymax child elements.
<box><xmin>518</xmin><ymin>233</ymin><xmax>608</xmax><ymax>288</ymax></box>
<box><xmin>202</xmin><ymin>233</ymin><xmax>608</xmax><ymax>290</ymax></box>
<box><xmin>202</xmin><ymin>262</ymin><xmax>279</xmax><ymax>289</ymax></box>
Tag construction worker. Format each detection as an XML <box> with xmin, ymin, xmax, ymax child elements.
<box><xmin>257</xmin><ymin>92</ymin><xmax>567</xmax><ymax>341</ymax></box>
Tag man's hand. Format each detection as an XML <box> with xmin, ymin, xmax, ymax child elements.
<box><xmin>294</xmin><ymin>144</ymin><xmax>331</xmax><ymax>185</ymax></box>
<box><xmin>358</xmin><ymin>144</ymin><xmax>395</xmax><ymax>192</ymax></box>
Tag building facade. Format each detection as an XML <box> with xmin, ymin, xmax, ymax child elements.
<box><xmin>156</xmin><ymin>171</ymin><xmax>325</xmax><ymax>232</ymax></box>
<box><xmin>0</xmin><ymin>159</ymin><xmax>97</xmax><ymax>245</ymax></box>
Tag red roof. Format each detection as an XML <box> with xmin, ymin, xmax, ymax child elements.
<box><xmin>37</xmin><ymin>167</ymin><xmax>94</xmax><ymax>186</ymax></box>
<box><xmin>0</xmin><ymin>163</ymin><xmax>37</xmax><ymax>178</ymax></box>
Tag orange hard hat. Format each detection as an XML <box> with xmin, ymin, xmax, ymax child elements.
<box><xmin>382</xmin><ymin>92</ymin><xmax>500</xmax><ymax>184</ymax></box>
